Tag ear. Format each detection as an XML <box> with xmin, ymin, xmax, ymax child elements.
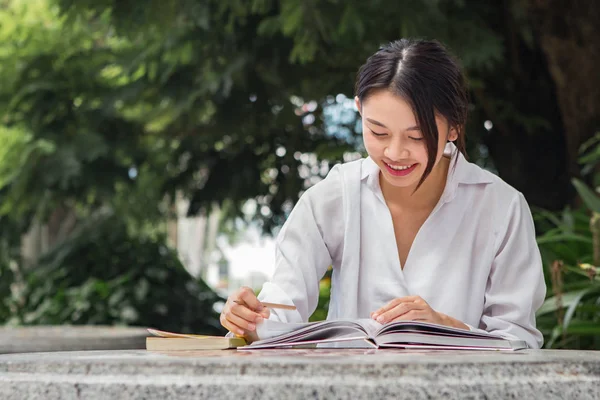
<box><xmin>447</xmin><ymin>126</ymin><xmax>459</xmax><ymax>142</ymax></box>
<box><xmin>354</xmin><ymin>96</ymin><xmax>362</xmax><ymax>115</ymax></box>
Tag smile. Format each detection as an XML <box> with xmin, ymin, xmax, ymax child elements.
<box><xmin>384</xmin><ymin>162</ymin><xmax>418</xmax><ymax>176</ymax></box>
<box><xmin>386</xmin><ymin>163</ymin><xmax>414</xmax><ymax>170</ymax></box>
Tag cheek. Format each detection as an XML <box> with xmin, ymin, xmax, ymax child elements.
<box><xmin>435</xmin><ymin>139</ymin><xmax>447</xmax><ymax>161</ymax></box>
<box><xmin>422</xmin><ymin>138</ymin><xmax>448</xmax><ymax>166</ymax></box>
<box><xmin>412</xmin><ymin>144</ymin><xmax>429</xmax><ymax>164</ymax></box>
<box><xmin>362</xmin><ymin>132</ymin><xmax>379</xmax><ymax>154</ymax></box>
<box><xmin>421</xmin><ymin>147</ymin><xmax>444</xmax><ymax>168</ymax></box>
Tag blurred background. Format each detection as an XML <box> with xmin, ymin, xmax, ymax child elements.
<box><xmin>0</xmin><ymin>0</ymin><xmax>598</xmax><ymax>349</ymax></box>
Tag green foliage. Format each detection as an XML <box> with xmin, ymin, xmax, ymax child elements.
<box><xmin>0</xmin><ymin>0</ymin><xmax>224</xmax><ymax>331</ymax></box>
<box><xmin>1</xmin><ymin>0</ymin><xmax>573</xmax><ymax>230</ymax></box>
<box><xmin>9</xmin><ymin>210</ymin><xmax>225</xmax><ymax>335</ymax></box>
<box><xmin>571</xmin><ymin>179</ymin><xmax>600</xmax><ymax>214</ymax></box>
<box><xmin>1</xmin><ymin>0</ymin><xmax>357</xmax><ymax>235</ymax></box>
<box><xmin>46</xmin><ymin>0</ymin><xmax>513</xmax><ymax>229</ymax></box>
<box><xmin>309</xmin><ymin>267</ymin><xmax>331</xmax><ymax>322</ymax></box>
<box><xmin>0</xmin><ymin>260</ymin><xmax>13</xmax><ymax>322</ymax></box>
<box><xmin>535</xmin><ymin>207</ymin><xmax>600</xmax><ymax>349</ymax></box>
<box><xmin>535</xmin><ymin>133</ymin><xmax>600</xmax><ymax>350</ymax></box>
<box><xmin>0</xmin><ymin>0</ymin><xmax>159</xmax><ymax>230</ymax></box>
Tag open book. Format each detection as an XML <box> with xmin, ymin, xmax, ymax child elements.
<box><xmin>240</xmin><ymin>319</ymin><xmax>527</xmax><ymax>351</ymax></box>
<box><xmin>146</xmin><ymin>328</ymin><xmax>246</xmax><ymax>351</ymax></box>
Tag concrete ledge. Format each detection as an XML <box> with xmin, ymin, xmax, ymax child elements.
<box><xmin>0</xmin><ymin>326</ymin><xmax>148</xmax><ymax>354</ymax></box>
<box><xmin>0</xmin><ymin>349</ymin><xmax>599</xmax><ymax>399</ymax></box>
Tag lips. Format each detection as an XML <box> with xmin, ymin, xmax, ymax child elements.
<box><xmin>383</xmin><ymin>161</ymin><xmax>418</xmax><ymax>177</ymax></box>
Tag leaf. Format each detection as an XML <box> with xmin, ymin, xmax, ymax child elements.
<box><xmin>280</xmin><ymin>1</ymin><xmax>304</xmax><ymax>36</ymax></box>
<box><xmin>532</xmin><ymin>207</ymin><xmax>563</xmax><ymax>228</ymax></box>
<box><xmin>564</xmin><ymin>320</ymin><xmax>600</xmax><ymax>335</ymax></box>
<box><xmin>536</xmin><ymin>233</ymin><xmax>593</xmax><ymax>245</ymax></box>
<box><xmin>536</xmin><ymin>286</ymin><xmax>600</xmax><ymax>316</ymax></box>
<box><xmin>257</xmin><ymin>16</ymin><xmax>280</xmax><ymax>36</ymax></box>
<box><xmin>572</xmin><ymin>178</ymin><xmax>600</xmax><ymax>213</ymax></box>
<box><xmin>536</xmin><ymin>292</ymin><xmax>569</xmax><ymax>316</ymax></box>
<box><xmin>562</xmin><ymin>287</ymin><xmax>598</xmax><ymax>331</ymax></box>
<box><xmin>338</xmin><ymin>6</ymin><xmax>364</xmax><ymax>39</ymax></box>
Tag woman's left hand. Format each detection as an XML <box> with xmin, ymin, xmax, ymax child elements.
<box><xmin>370</xmin><ymin>296</ymin><xmax>468</xmax><ymax>330</ymax></box>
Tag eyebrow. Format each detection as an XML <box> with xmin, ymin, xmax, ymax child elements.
<box><xmin>365</xmin><ymin>118</ymin><xmax>419</xmax><ymax>131</ymax></box>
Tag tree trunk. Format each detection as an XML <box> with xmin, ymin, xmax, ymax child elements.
<box><xmin>472</xmin><ymin>1</ymin><xmax>572</xmax><ymax>211</ymax></box>
<box><xmin>474</xmin><ymin>1</ymin><xmax>599</xmax><ymax>212</ymax></box>
<box><xmin>529</xmin><ymin>0</ymin><xmax>600</xmax><ymax>183</ymax></box>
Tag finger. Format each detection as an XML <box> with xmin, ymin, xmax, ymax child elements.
<box><xmin>229</xmin><ymin>301</ymin><xmax>264</xmax><ymax>324</ymax></box>
<box><xmin>236</xmin><ymin>286</ymin><xmax>264</xmax><ymax>311</ymax></box>
<box><xmin>389</xmin><ymin>309</ymin><xmax>428</xmax><ymax>323</ymax></box>
<box><xmin>225</xmin><ymin>309</ymin><xmax>258</xmax><ymax>332</ymax></box>
<box><xmin>257</xmin><ymin>307</ymin><xmax>270</xmax><ymax>320</ymax></box>
<box><xmin>376</xmin><ymin>302</ymin><xmax>425</xmax><ymax>323</ymax></box>
<box><xmin>220</xmin><ymin>313</ymin><xmax>245</xmax><ymax>336</ymax></box>
<box><xmin>232</xmin><ymin>299</ymin><xmax>269</xmax><ymax>322</ymax></box>
<box><xmin>413</xmin><ymin>296</ymin><xmax>429</xmax><ymax>307</ymax></box>
<box><xmin>373</xmin><ymin>298</ymin><xmax>403</xmax><ymax>316</ymax></box>
<box><xmin>376</xmin><ymin>296</ymin><xmax>422</xmax><ymax>313</ymax></box>
<box><xmin>400</xmin><ymin>295</ymin><xmax>423</xmax><ymax>302</ymax></box>
<box><xmin>372</xmin><ymin>296</ymin><xmax>422</xmax><ymax>318</ymax></box>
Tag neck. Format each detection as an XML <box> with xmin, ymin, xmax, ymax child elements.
<box><xmin>380</xmin><ymin>156</ymin><xmax>451</xmax><ymax>210</ymax></box>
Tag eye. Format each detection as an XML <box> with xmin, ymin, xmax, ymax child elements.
<box><xmin>370</xmin><ymin>129</ymin><xmax>387</xmax><ymax>137</ymax></box>
<box><xmin>409</xmin><ymin>136</ymin><xmax>423</xmax><ymax>141</ymax></box>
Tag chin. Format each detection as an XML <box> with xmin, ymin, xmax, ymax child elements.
<box><xmin>381</xmin><ymin>174</ymin><xmax>419</xmax><ymax>188</ymax></box>
<box><xmin>377</xmin><ymin>162</ymin><xmax>422</xmax><ymax>188</ymax></box>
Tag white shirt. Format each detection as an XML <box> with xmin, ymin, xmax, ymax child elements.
<box><xmin>257</xmin><ymin>142</ymin><xmax>546</xmax><ymax>349</ymax></box>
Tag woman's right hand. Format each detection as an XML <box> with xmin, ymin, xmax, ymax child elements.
<box><xmin>220</xmin><ymin>286</ymin><xmax>270</xmax><ymax>342</ymax></box>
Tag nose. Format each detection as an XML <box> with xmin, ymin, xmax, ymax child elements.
<box><xmin>384</xmin><ymin>136</ymin><xmax>410</xmax><ymax>161</ymax></box>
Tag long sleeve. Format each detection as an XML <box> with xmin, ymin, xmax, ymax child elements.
<box><xmin>470</xmin><ymin>192</ymin><xmax>546</xmax><ymax>348</ymax></box>
<box><xmin>257</xmin><ymin>167</ymin><xmax>344</xmax><ymax>323</ymax></box>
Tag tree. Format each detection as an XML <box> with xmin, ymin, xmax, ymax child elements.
<box><xmin>49</xmin><ymin>0</ymin><xmax>598</xmax><ymax>216</ymax></box>
<box><xmin>0</xmin><ymin>0</ymin><xmax>224</xmax><ymax>333</ymax></box>
<box><xmin>532</xmin><ymin>1</ymin><xmax>600</xmax><ymax>180</ymax></box>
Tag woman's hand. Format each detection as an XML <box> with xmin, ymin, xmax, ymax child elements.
<box><xmin>220</xmin><ymin>286</ymin><xmax>270</xmax><ymax>342</ymax></box>
<box><xmin>371</xmin><ymin>295</ymin><xmax>468</xmax><ymax>330</ymax></box>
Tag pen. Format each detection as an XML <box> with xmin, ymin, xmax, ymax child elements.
<box><xmin>233</xmin><ymin>300</ymin><xmax>297</xmax><ymax>310</ymax></box>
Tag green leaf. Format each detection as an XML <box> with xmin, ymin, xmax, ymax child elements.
<box><xmin>562</xmin><ymin>287</ymin><xmax>595</xmax><ymax>331</ymax></box>
<box><xmin>280</xmin><ymin>1</ymin><xmax>304</xmax><ymax>36</ymax></box>
<box><xmin>338</xmin><ymin>6</ymin><xmax>364</xmax><ymax>39</ymax></box>
<box><xmin>536</xmin><ymin>233</ymin><xmax>593</xmax><ymax>245</ymax></box>
<box><xmin>536</xmin><ymin>286</ymin><xmax>600</xmax><ymax>316</ymax></box>
<box><xmin>257</xmin><ymin>16</ymin><xmax>280</xmax><ymax>36</ymax></box>
<box><xmin>532</xmin><ymin>208</ymin><xmax>563</xmax><ymax>229</ymax></box>
<box><xmin>572</xmin><ymin>178</ymin><xmax>600</xmax><ymax>213</ymax></box>
<box><xmin>564</xmin><ymin>321</ymin><xmax>600</xmax><ymax>335</ymax></box>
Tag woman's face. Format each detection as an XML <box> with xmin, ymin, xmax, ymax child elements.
<box><xmin>356</xmin><ymin>90</ymin><xmax>457</xmax><ymax>190</ymax></box>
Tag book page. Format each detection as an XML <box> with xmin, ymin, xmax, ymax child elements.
<box><xmin>252</xmin><ymin>319</ymin><xmax>369</xmax><ymax>345</ymax></box>
<box><xmin>353</xmin><ymin>318</ymin><xmax>383</xmax><ymax>338</ymax></box>
<box><xmin>374</xmin><ymin>332</ymin><xmax>524</xmax><ymax>349</ymax></box>
<box><xmin>147</xmin><ymin>328</ymin><xmax>216</xmax><ymax>339</ymax></box>
<box><xmin>375</xmin><ymin>321</ymin><xmax>501</xmax><ymax>339</ymax></box>
<box><xmin>255</xmin><ymin>320</ymin><xmax>313</xmax><ymax>340</ymax></box>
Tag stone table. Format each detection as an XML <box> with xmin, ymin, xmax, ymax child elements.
<box><xmin>0</xmin><ymin>349</ymin><xmax>599</xmax><ymax>399</ymax></box>
<box><xmin>0</xmin><ymin>326</ymin><xmax>149</xmax><ymax>354</ymax></box>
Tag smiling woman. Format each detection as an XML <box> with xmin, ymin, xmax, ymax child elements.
<box><xmin>358</xmin><ymin>91</ymin><xmax>455</xmax><ymax>203</ymax></box>
<box><xmin>355</xmin><ymin>39</ymin><xmax>468</xmax><ymax>194</ymax></box>
<box><xmin>219</xmin><ymin>38</ymin><xmax>547</xmax><ymax>349</ymax></box>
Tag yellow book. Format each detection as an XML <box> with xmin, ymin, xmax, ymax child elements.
<box><xmin>146</xmin><ymin>328</ymin><xmax>247</xmax><ymax>351</ymax></box>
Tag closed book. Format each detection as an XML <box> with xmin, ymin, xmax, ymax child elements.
<box><xmin>145</xmin><ymin>328</ymin><xmax>246</xmax><ymax>351</ymax></box>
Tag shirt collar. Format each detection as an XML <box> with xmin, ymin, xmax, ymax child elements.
<box><xmin>360</xmin><ymin>142</ymin><xmax>493</xmax><ymax>202</ymax></box>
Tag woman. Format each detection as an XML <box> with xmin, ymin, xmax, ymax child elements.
<box><xmin>220</xmin><ymin>38</ymin><xmax>546</xmax><ymax>348</ymax></box>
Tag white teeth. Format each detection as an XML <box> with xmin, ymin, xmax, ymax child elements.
<box><xmin>387</xmin><ymin>163</ymin><xmax>413</xmax><ymax>170</ymax></box>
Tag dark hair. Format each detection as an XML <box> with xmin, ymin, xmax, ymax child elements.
<box><xmin>354</xmin><ymin>38</ymin><xmax>468</xmax><ymax>189</ymax></box>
